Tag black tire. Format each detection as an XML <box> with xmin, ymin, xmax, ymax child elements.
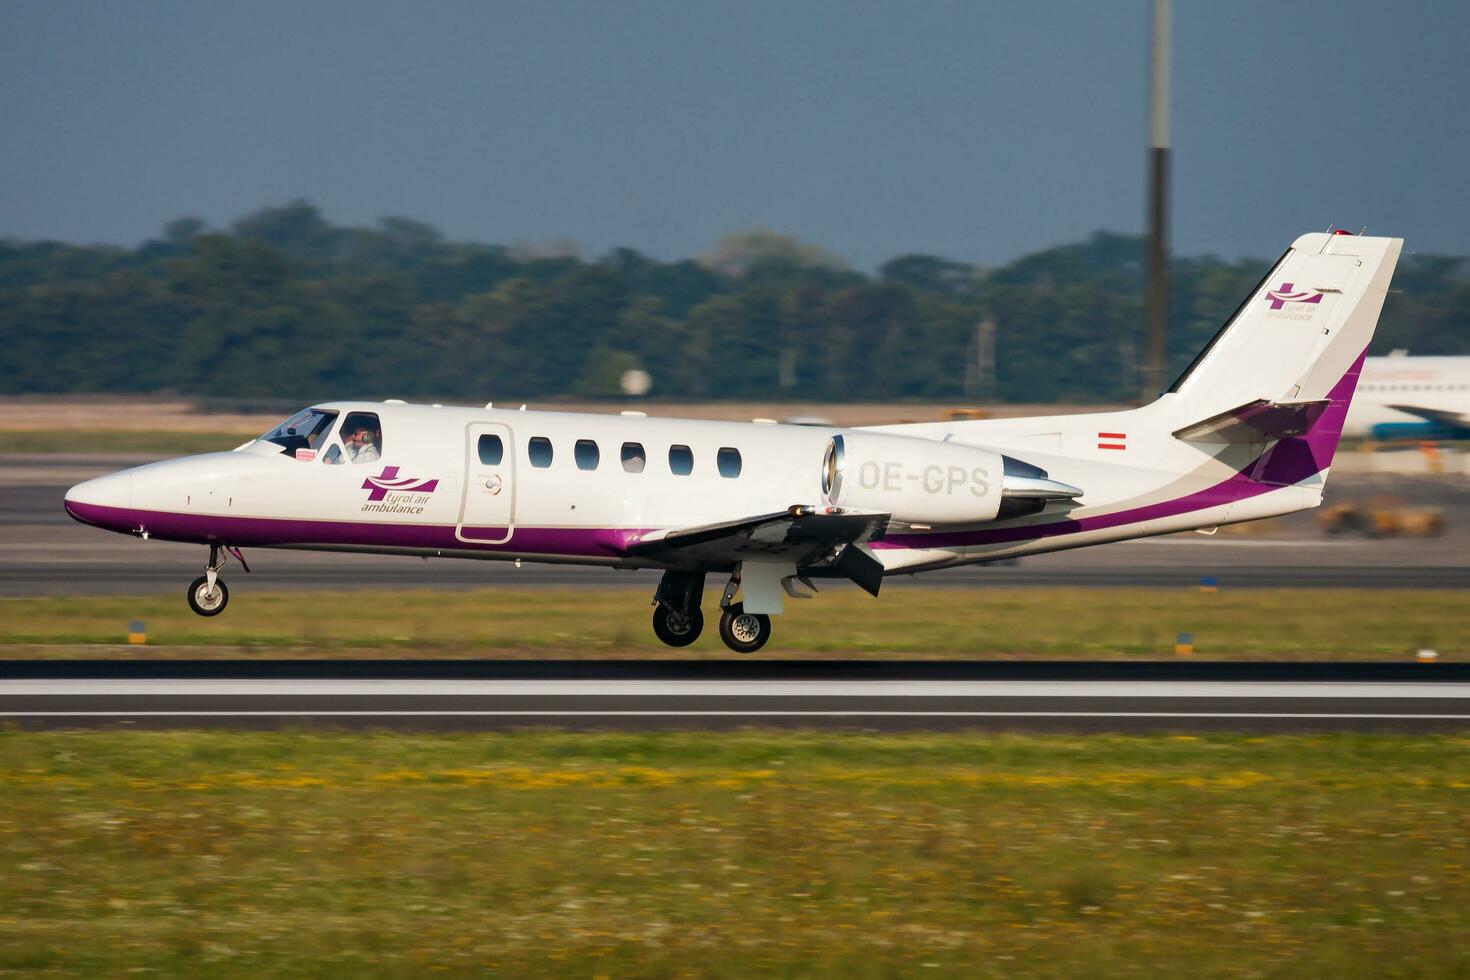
<box><xmin>653</xmin><ymin>605</ymin><xmax>703</xmax><ymax>647</ymax></box>
<box><xmin>186</xmin><ymin>575</ymin><xmax>229</xmax><ymax>617</ymax></box>
<box><xmin>718</xmin><ymin>603</ymin><xmax>771</xmax><ymax>654</ymax></box>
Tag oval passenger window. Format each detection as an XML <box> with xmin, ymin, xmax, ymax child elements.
<box><xmin>669</xmin><ymin>445</ymin><xmax>693</xmax><ymax>476</ymax></box>
<box><xmin>574</xmin><ymin>439</ymin><xmax>600</xmax><ymax>471</ymax></box>
<box><xmin>478</xmin><ymin>434</ymin><xmax>504</xmax><ymax>465</ymax></box>
<box><xmin>528</xmin><ymin>437</ymin><xmax>553</xmax><ymax>468</ymax></box>
<box><xmin>717</xmin><ymin>447</ymin><xmax>742</xmax><ymax>478</ymax></box>
<box><xmin>621</xmin><ymin>442</ymin><xmax>646</xmax><ymax>473</ymax></box>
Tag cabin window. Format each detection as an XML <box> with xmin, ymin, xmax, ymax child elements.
<box><xmin>478</xmin><ymin>434</ymin><xmax>504</xmax><ymax>465</ymax></box>
<box><xmin>717</xmin><ymin>447</ymin><xmax>742</xmax><ymax>478</ymax></box>
<box><xmin>339</xmin><ymin>412</ymin><xmax>382</xmax><ymax>464</ymax></box>
<box><xmin>621</xmin><ymin>442</ymin><xmax>646</xmax><ymax>473</ymax></box>
<box><xmin>262</xmin><ymin>408</ymin><xmax>338</xmax><ymax>458</ymax></box>
<box><xmin>575</xmin><ymin>439</ymin><xmax>600</xmax><ymax>470</ymax></box>
<box><xmin>528</xmin><ymin>437</ymin><xmax>554</xmax><ymax>468</ymax></box>
<box><xmin>669</xmin><ymin>445</ymin><xmax>694</xmax><ymax>475</ymax></box>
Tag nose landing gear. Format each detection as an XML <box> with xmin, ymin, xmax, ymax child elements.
<box><xmin>186</xmin><ymin>544</ymin><xmax>240</xmax><ymax>617</ymax></box>
<box><xmin>187</xmin><ymin>574</ymin><xmax>229</xmax><ymax>616</ymax></box>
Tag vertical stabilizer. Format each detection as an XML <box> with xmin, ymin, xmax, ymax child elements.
<box><xmin>1167</xmin><ymin>233</ymin><xmax>1400</xmax><ymax>416</ymax></box>
<box><xmin>1164</xmin><ymin>232</ymin><xmax>1401</xmax><ymax>474</ymax></box>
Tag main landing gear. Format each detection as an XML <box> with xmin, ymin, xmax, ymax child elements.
<box><xmin>186</xmin><ymin>544</ymin><xmax>247</xmax><ymax>617</ymax></box>
<box><xmin>717</xmin><ymin>604</ymin><xmax>771</xmax><ymax>654</ymax></box>
<box><xmin>650</xmin><ymin>569</ymin><xmax>775</xmax><ymax>653</ymax></box>
<box><xmin>652</xmin><ymin>570</ymin><xmax>705</xmax><ymax>647</ymax></box>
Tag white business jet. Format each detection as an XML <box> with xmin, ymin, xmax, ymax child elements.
<box><xmin>1342</xmin><ymin>352</ymin><xmax>1470</xmax><ymax>439</ymax></box>
<box><xmin>65</xmin><ymin>231</ymin><xmax>1401</xmax><ymax>653</ymax></box>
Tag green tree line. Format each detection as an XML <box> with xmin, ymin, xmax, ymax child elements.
<box><xmin>3</xmin><ymin>201</ymin><xmax>1467</xmax><ymax>403</ymax></box>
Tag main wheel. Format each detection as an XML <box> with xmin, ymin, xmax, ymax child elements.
<box><xmin>187</xmin><ymin>575</ymin><xmax>229</xmax><ymax>616</ymax></box>
<box><xmin>653</xmin><ymin>605</ymin><xmax>703</xmax><ymax>647</ymax></box>
<box><xmin>718</xmin><ymin>603</ymin><xmax>771</xmax><ymax>654</ymax></box>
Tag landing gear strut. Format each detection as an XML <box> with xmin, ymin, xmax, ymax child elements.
<box><xmin>651</xmin><ymin>570</ymin><xmax>705</xmax><ymax>647</ymax></box>
<box><xmin>186</xmin><ymin>544</ymin><xmax>232</xmax><ymax>617</ymax></box>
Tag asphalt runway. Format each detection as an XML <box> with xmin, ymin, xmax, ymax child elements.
<box><xmin>7</xmin><ymin>455</ymin><xmax>1470</xmax><ymax>595</ymax></box>
<box><xmin>4</xmin><ymin>660</ymin><xmax>1469</xmax><ymax>732</ymax></box>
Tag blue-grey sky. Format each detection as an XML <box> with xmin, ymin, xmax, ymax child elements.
<box><xmin>1</xmin><ymin>1</ymin><xmax>1465</xmax><ymax>267</ymax></box>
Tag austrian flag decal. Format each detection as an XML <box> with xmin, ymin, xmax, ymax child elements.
<box><xmin>1098</xmin><ymin>432</ymin><xmax>1127</xmax><ymax>451</ymax></box>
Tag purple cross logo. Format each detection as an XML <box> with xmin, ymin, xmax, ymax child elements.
<box><xmin>1265</xmin><ymin>283</ymin><xmax>1324</xmax><ymax>311</ymax></box>
<box><xmin>362</xmin><ymin>466</ymin><xmax>440</xmax><ymax>501</ymax></box>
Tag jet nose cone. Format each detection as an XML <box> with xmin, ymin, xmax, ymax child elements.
<box><xmin>64</xmin><ymin>471</ymin><xmax>133</xmax><ymax>524</ymax></box>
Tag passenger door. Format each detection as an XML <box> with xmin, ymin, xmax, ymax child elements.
<box><xmin>457</xmin><ymin>422</ymin><xmax>515</xmax><ymax>544</ymax></box>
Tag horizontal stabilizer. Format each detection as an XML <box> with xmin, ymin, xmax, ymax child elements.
<box><xmin>1173</xmin><ymin>398</ymin><xmax>1330</xmax><ymax>445</ymax></box>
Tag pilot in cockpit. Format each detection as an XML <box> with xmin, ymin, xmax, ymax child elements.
<box><xmin>343</xmin><ymin>423</ymin><xmax>381</xmax><ymax>463</ymax></box>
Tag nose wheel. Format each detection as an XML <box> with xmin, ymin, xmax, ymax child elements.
<box><xmin>187</xmin><ymin>575</ymin><xmax>229</xmax><ymax>616</ymax></box>
<box><xmin>718</xmin><ymin>604</ymin><xmax>771</xmax><ymax>654</ymax></box>
<box><xmin>186</xmin><ymin>544</ymin><xmax>242</xmax><ymax>617</ymax></box>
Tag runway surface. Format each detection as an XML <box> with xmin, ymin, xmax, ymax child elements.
<box><xmin>6</xmin><ymin>457</ymin><xmax>1470</xmax><ymax>594</ymax></box>
<box><xmin>5</xmin><ymin>660</ymin><xmax>1468</xmax><ymax>732</ymax></box>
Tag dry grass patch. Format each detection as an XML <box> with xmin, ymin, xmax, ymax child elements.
<box><xmin>2</xmin><ymin>587</ymin><xmax>1464</xmax><ymax>660</ymax></box>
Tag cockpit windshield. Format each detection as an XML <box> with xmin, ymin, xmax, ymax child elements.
<box><xmin>261</xmin><ymin>409</ymin><xmax>339</xmax><ymax>455</ymax></box>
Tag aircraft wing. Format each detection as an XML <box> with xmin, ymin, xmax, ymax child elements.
<box><xmin>1385</xmin><ymin>404</ymin><xmax>1470</xmax><ymax>430</ymax></box>
<box><xmin>627</xmin><ymin>511</ymin><xmax>891</xmax><ymax>595</ymax></box>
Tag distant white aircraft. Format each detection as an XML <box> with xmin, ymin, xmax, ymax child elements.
<box><xmin>66</xmin><ymin>232</ymin><xmax>1401</xmax><ymax>652</ymax></box>
<box><xmin>1343</xmin><ymin>352</ymin><xmax>1470</xmax><ymax>439</ymax></box>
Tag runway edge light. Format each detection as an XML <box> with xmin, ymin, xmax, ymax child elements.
<box><xmin>1175</xmin><ymin>632</ymin><xmax>1194</xmax><ymax>656</ymax></box>
<box><xmin>128</xmin><ymin>620</ymin><xmax>147</xmax><ymax>645</ymax></box>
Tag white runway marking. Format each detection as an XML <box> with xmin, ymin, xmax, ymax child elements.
<box><xmin>3</xmin><ymin>711</ymin><xmax>1469</xmax><ymax>720</ymax></box>
<box><xmin>1121</xmin><ymin>537</ymin><xmax>1356</xmax><ymax>548</ymax></box>
<box><xmin>5</xmin><ymin>679</ymin><xmax>1468</xmax><ymax>699</ymax></box>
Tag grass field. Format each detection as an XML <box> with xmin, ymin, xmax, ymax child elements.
<box><xmin>1</xmin><ymin>587</ymin><xmax>1463</xmax><ymax>660</ymax></box>
<box><xmin>2</xmin><ymin>730</ymin><xmax>1468</xmax><ymax>976</ymax></box>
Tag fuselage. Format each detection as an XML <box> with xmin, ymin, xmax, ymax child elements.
<box><xmin>63</xmin><ymin>398</ymin><xmax>1325</xmax><ymax>576</ymax></box>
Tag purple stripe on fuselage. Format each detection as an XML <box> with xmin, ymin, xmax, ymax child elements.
<box><xmin>63</xmin><ymin>500</ymin><xmax>645</xmax><ymax>559</ymax></box>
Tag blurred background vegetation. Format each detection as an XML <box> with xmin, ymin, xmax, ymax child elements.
<box><xmin>4</xmin><ymin>200</ymin><xmax>1467</xmax><ymax>404</ymax></box>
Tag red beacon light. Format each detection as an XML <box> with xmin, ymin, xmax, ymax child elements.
<box><xmin>1332</xmin><ymin>229</ymin><xmax>1355</xmax><ymax>235</ymax></box>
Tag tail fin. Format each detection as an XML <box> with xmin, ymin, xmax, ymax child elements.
<box><xmin>1165</xmin><ymin>231</ymin><xmax>1402</xmax><ymax>468</ymax></box>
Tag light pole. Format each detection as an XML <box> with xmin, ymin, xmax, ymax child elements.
<box><xmin>1143</xmin><ymin>0</ymin><xmax>1170</xmax><ymax>401</ymax></box>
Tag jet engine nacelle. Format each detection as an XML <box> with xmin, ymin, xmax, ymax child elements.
<box><xmin>822</xmin><ymin>432</ymin><xmax>1005</xmax><ymax>525</ymax></box>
